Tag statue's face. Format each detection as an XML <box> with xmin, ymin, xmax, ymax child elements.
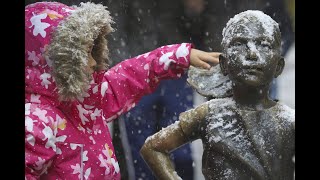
<box><xmin>224</xmin><ymin>21</ymin><xmax>281</xmax><ymax>87</ymax></box>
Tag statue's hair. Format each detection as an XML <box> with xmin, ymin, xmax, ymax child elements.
<box><xmin>46</xmin><ymin>2</ymin><xmax>114</xmax><ymax>101</ymax></box>
<box><xmin>221</xmin><ymin>10</ymin><xmax>281</xmax><ymax>48</ymax></box>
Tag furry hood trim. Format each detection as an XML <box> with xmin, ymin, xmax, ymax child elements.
<box><xmin>47</xmin><ymin>2</ymin><xmax>114</xmax><ymax>101</ymax></box>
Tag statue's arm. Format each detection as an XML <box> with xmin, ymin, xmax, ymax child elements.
<box><xmin>140</xmin><ymin>103</ymin><xmax>209</xmax><ymax>180</ymax></box>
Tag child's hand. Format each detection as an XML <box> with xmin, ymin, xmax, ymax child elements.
<box><xmin>190</xmin><ymin>49</ymin><xmax>221</xmax><ymax>70</ymax></box>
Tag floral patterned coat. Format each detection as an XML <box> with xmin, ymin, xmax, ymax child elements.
<box><xmin>25</xmin><ymin>2</ymin><xmax>192</xmax><ymax>179</ymax></box>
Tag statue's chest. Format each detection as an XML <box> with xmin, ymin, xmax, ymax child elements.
<box><xmin>200</xmin><ymin>101</ymin><xmax>294</xmax><ymax>179</ymax></box>
<box><xmin>203</xmin><ymin>108</ymin><xmax>254</xmax><ymax>153</ymax></box>
<box><xmin>203</xmin><ymin>107</ymin><xmax>279</xmax><ymax>150</ymax></box>
<box><xmin>202</xmin><ymin>107</ymin><xmax>282</xmax><ymax>172</ymax></box>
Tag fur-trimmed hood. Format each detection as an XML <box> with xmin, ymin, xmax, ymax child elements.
<box><xmin>25</xmin><ymin>2</ymin><xmax>114</xmax><ymax>102</ymax></box>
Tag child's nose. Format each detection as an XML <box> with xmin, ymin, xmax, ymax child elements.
<box><xmin>88</xmin><ymin>55</ymin><xmax>97</xmax><ymax>67</ymax></box>
<box><xmin>91</xmin><ymin>58</ymin><xmax>97</xmax><ymax>67</ymax></box>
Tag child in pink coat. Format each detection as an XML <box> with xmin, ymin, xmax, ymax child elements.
<box><xmin>25</xmin><ymin>2</ymin><xmax>220</xmax><ymax>180</ymax></box>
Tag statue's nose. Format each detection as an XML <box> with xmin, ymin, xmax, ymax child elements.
<box><xmin>246</xmin><ymin>43</ymin><xmax>258</xmax><ymax>61</ymax></box>
<box><xmin>248</xmin><ymin>50</ymin><xmax>258</xmax><ymax>60</ymax></box>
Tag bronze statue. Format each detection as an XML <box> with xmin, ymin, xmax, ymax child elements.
<box><xmin>140</xmin><ymin>10</ymin><xmax>295</xmax><ymax>180</ymax></box>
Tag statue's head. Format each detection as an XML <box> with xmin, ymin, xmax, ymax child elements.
<box><xmin>220</xmin><ymin>10</ymin><xmax>284</xmax><ymax>87</ymax></box>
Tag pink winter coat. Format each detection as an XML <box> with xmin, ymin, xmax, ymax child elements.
<box><xmin>25</xmin><ymin>2</ymin><xmax>192</xmax><ymax>180</ymax></box>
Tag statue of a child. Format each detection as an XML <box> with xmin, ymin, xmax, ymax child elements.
<box><xmin>140</xmin><ymin>10</ymin><xmax>295</xmax><ymax>180</ymax></box>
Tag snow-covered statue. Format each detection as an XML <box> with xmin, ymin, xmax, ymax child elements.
<box><xmin>140</xmin><ymin>10</ymin><xmax>295</xmax><ymax>180</ymax></box>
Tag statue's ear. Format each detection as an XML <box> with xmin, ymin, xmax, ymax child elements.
<box><xmin>274</xmin><ymin>56</ymin><xmax>285</xmax><ymax>78</ymax></box>
<box><xmin>219</xmin><ymin>54</ymin><xmax>228</xmax><ymax>76</ymax></box>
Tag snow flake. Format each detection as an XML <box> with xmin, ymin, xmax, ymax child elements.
<box><xmin>76</xmin><ymin>104</ymin><xmax>90</xmax><ymax>125</ymax></box>
<box><xmin>93</xmin><ymin>124</ymin><xmax>101</xmax><ymax>135</ymax></box>
<box><xmin>33</xmin><ymin>108</ymin><xmax>48</xmax><ymax>123</ymax></box>
<box><xmin>25</xmin><ymin>103</ymin><xmax>31</xmax><ymax>115</ymax></box>
<box><xmin>84</xmin><ymin>167</ymin><xmax>91</xmax><ymax>180</ymax></box>
<box><xmin>29</xmin><ymin>13</ymin><xmax>50</xmax><ymax>38</ymax></box>
<box><xmin>71</xmin><ymin>163</ymin><xmax>81</xmax><ymax>175</ymax></box>
<box><xmin>27</xmin><ymin>51</ymin><xmax>40</xmax><ymax>66</ymax></box>
<box><xmin>42</xmin><ymin>124</ymin><xmax>67</xmax><ymax>154</ymax></box>
<box><xmin>30</xmin><ymin>94</ymin><xmax>41</xmax><ymax>103</ymax></box>
<box><xmin>26</xmin><ymin>134</ymin><xmax>35</xmax><ymax>146</ymax></box>
<box><xmin>70</xmin><ymin>143</ymin><xmax>82</xmax><ymax>150</ymax></box>
<box><xmin>34</xmin><ymin>157</ymin><xmax>46</xmax><ymax>170</ymax></box>
<box><xmin>98</xmin><ymin>154</ymin><xmax>110</xmax><ymax>175</ymax></box>
<box><xmin>159</xmin><ymin>52</ymin><xmax>175</xmax><ymax>70</ymax></box>
<box><xmin>92</xmin><ymin>85</ymin><xmax>99</xmax><ymax>94</ymax></box>
<box><xmin>90</xmin><ymin>108</ymin><xmax>102</xmax><ymax>120</ymax></box>
<box><xmin>25</xmin><ymin>116</ymin><xmax>35</xmax><ymax>132</ymax></box>
<box><xmin>111</xmin><ymin>158</ymin><xmax>120</xmax><ymax>174</ymax></box>
<box><xmin>82</xmin><ymin>150</ymin><xmax>89</xmax><ymax>162</ymax></box>
<box><xmin>40</xmin><ymin>73</ymin><xmax>52</xmax><ymax>89</ymax></box>
<box><xmin>101</xmin><ymin>82</ymin><xmax>109</xmax><ymax>97</ymax></box>
<box><xmin>89</xmin><ymin>136</ymin><xmax>96</xmax><ymax>144</ymax></box>
<box><xmin>176</xmin><ymin>43</ymin><xmax>189</xmax><ymax>62</ymax></box>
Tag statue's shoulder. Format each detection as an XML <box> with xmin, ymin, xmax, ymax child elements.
<box><xmin>207</xmin><ymin>97</ymin><xmax>236</xmax><ymax>111</ymax></box>
<box><xmin>274</xmin><ymin>102</ymin><xmax>295</xmax><ymax>124</ymax></box>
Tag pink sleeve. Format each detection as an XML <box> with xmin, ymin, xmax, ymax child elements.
<box><xmin>97</xmin><ymin>43</ymin><xmax>193</xmax><ymax>122</ymax></box>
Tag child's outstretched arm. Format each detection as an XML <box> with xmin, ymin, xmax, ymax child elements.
<box><xmin>140</xmin><ymin>103</ymin><xmax>209</xmax><ymax>180</ymax></box>
<box><xmin>190</xmin><ymin>48</ymin><xmax>220</xmax><ymax>69</ymax></box>
<box><xmin>92</xmin><ymin>43</ymin><xmax>219</xmax><ymax>122</ymax></box>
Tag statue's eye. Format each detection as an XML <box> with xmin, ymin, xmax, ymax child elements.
<box><xmin>234</xmin><ymin>42</ymin><xmax>242</xmax><ymax>46</ymax></box>
<box><xmin>260</xmin><ymin>41</ymin><xmax>271</xmax><ymax>49</ymax></box>
<box><xmin>230</xmin><ymin>41</ymin><xmax>243</xmax><ymax>48</ymax></box>
<box><xmin>229</xmin><ymin>39</ymin><xmax>247</xmax><ymax>48</ymax></box>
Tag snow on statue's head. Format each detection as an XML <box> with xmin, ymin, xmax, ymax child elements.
<box><xmin>219</xmin><ymin>10</ymin><xmax>284</xmax><ymax>88</ymax></box>
<box><xmin>187</xmin><ymin>10</ymin><xmax>284</xmax><ymax>98</ymax></box>
<box><xmin>221</xmin><ymin>10</ymin><xmax>281</xmax><ymax>50</ymax></box>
